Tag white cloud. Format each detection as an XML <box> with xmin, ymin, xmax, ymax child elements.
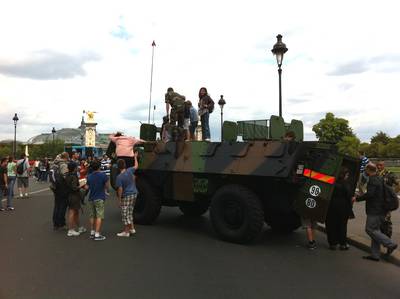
<box><xmin>0</xmin><ymin>0</ymin><xmax>399</xmax><ymax>143</ymax></box>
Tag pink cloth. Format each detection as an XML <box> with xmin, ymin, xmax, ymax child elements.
<box><xmin>110</xmin><ymin>135</ymin><xmax>142</xmax><ymax>157</ymax></box>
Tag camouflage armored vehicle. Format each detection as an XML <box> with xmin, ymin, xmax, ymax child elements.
<box><xmin>110</xmin><ymin>115</ymin><xmax>359</xmax><ymax>244</ymax></box>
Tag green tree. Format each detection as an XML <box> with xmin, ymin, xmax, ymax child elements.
<box><xmin>0</xmin><ymin>145</ymin><xmax>12</xmax><ymax>158</ymax></box>
<box><xmin>370</xmin><ymin>131</ymin><xmax>391</xmax><ymax>145</ymax></box>
<box><xmin>392</xmin><ymin>135</ymin><xmax>400</xmax><ymax>144</ymax></box>
<box><xmin>365</xmin><ymin>142</ymin><xmax>386</xmax><ymax>158</ymax></box>
<box><xmin>30</xmin><ymin>140</ymin><xmax>65</xmax><ymax>159</ymax></box>
<box><xmin>381</xmin><ymin>142</ymin><xmax>400</xmax><ymax>158</ymax></box>
<box><xmin>337</xmin><ymin>136</ymin><xmax>360</xmax><ymax>157</ymax></box>
<box><xmin>359</xmin><ymin>142</ymin><xmax>370</xmax><ymax>155</ymax></box>
<box><xmin>312</xmin><ymin>112</ymin><xmax>354</xmax><ymax>143</ymax></box>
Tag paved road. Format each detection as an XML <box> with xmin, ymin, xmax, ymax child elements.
<box><xmin>1</xmin><ymin>181</ymin><xmax>400</xmax><ymax>299</ymax></box>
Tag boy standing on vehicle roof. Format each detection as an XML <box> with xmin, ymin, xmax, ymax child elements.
<box><xmin>165</xmin><ymin>87</ymin><xmax>186</xmax><ymax>141</ymax></box>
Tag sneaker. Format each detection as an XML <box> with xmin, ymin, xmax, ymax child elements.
<box><xmin>78</xmin><ymin>227</ymin><xmax>87</xmax><ymax>234</ymax></box>
<box><xmin>0</xmin><ymin>207</ymin><xmax>5</xmax><ymax>211</ymax></box>
<box><xmin>24</xmin><ymin>193</ymin><xmax>29</xmax><ymax>198</ymax></box>
<box><xmin>130</xmin><ymin>229</ymin><xmax>136</xmax><ymax>235</ymax></box>
<box><xmin>6</xmin><ymin>207</ymin><xmax>15</xmax><ymax>211</ymax></box>
<box><xmin>94</xmin><ymin>235</ymin><xmax>106</xmax><ymax>241</ymax></box>
<box><xmin>386</xmin><ymin>244</ymin><xmax>398</xmax><ymax>256</ymax></box>
<box><xmin>19</xmin><ymin>194</ymin><xmax>23</xmax><ymax>198</ymax></box>
<box><xmin>307</xmin><ymin>241</ymin><xmax>317</xmax><ymax>250</ymax></box>
<box><xmin>339</xmin><ymin>244</ymin><xmax>350</xmax><ymax>251</ymax></box>
<box><xmin>89</xmin><ymin>233</ymin><xmax>95</xmax><ymax>239</ymax></box>
<box><xmin>362</xmin><ymin>255</ymin><xmax>379</xmax><ymax>262</ymax></box>
<box><xmin>67</xmin><ymin>230</ymin><xmax>80</xmax><ymax>237</ymax></box>
<box><xmin>117</xmin><ymin>231</ymin><xmax>130</xmax><ymax>237</ymax></box>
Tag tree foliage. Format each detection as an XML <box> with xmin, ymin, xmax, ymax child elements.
<box><xmin>29</xmin><ymin>140</ymin><xmax>65</xmax><ymax>159</ymax></box>
<box><xmin>312</xmin><ymin>112</ymin><xmax>354</xmax><ymax>143</ymax></box>
<box><xmin>370</xmin><ymin>131</ymin><xmax>391</xmax><ymax>145</ymax></box>
<box><xmin>311</xmin><ymin>114</ymin><xmax>400</xmax><ymax>158</ymax></box>
<box><xmin>337</xmin><ymin>136</ymin><xmax>361</xmax><ymax>158</ymax></box>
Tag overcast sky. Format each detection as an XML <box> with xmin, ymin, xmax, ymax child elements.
<box><xmin>0</xmin><ymin>0</ymin><xmax>399</xmax><ymax>142</ymax></box>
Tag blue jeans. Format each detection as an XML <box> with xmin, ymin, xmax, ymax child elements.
<box><xmin>7</xmin><ymin>176</ymin><xmax>16</xmax><ymax>207</ymax></box>
<box><xmin>201</xmin><ymin>112</ymin><xmax>210</xmax><ymax>140</ymax></box>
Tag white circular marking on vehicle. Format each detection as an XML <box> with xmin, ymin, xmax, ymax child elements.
<box><xmin>305</xmin><ymin>198</ymin><xmax>317</xmax><ymax>209</ymax></box>
<box><xmin>309</xmin><ymin>185</ymin><xmax>321</xmax><ymax>197</ymax></box>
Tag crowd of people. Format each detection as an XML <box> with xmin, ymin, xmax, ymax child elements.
<box><xmin>0</xmin><ymin>154</ymin><xmax>31</xmax><ymax>210</ymax></box>
<box><xmin>49</xmin><ymin>140</ymin><xmax>141</xmax><ymax>241</ymax></box>
<box><xmin>302</xmin><ymin>151</ymin><xmax>399</xmax><ymax>262</ymax></box>
<box><xmin>1</xmin><ymin>130</ymin><xmax>399</xmax><ymax>259</ymax></box>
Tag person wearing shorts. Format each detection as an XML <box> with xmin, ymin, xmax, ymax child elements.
<box><xmin>301</xmin><ymin>218</ymin><xmax>318</xmax><ymax>249</ymax></box>
<box><xmin>115</xmin><ymin>152</ymin><xmax>139</xmax><ymax>237</ymax></box>
<box><xmin>85</xmin><ymin>161</ymin><xmax>109</xmax><ymax>241</ymax></box>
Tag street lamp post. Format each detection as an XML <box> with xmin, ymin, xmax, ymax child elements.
<box><xmin>12</xmin><ymin>113</ymin><xmax>19</xmax><ymax>158</ymax></box>
<box><xmin>271</xmin><ymin>34</ymin><xmax>288</xmax><ymax>118</ymax></box>
<box><xmin>218</xmin><ymin>95</ymin><xmax>226</xmax><ymax>141</ymax></box>
<box><xmin>52</xmin><ymin>127</ymin><xmax>56</xmax><ymax>156</ymax></box>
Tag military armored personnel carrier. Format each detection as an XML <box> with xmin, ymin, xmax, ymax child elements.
<box><xmin>110</xmin><ymin>115</ymin><xmax>359</xmax><ymax>244</ymax></box>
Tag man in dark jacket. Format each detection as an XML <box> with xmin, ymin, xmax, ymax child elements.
<box><xmin>356</xmin><ymin>164</ymin><xmax>398</xmax><ymax>261</ymax></box>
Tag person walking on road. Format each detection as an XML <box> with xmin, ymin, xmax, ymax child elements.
<box><xmin>6</xmin><ymin>156</ymin><xmax>16</xmax><ymax>210</ymax></box>
<box><xmin>326</xmin><ymin>167</ymin><xmax>355</xmax><ymax>250</ymax></box>
<box><xmin>0</xmin><ymin>158</ymin><xmax>8</xmax><ymax>211</ymax></box>
<box><xmin>16</xmin><ymin>153</ymin><xmax>30</xmax><ymax>198</ymax></box>
<box><xmin>85</xmin><ymin>161</ymin><xmax>109</xmax><ymax>241</ymax></box>
<box><xmin>65</xmin><ymin>162</ymin><xmax>86</xmax><ymax>237</ymax></box>
<box><xmin>376</xmin><ymin>160</ymin><xmax>398</xmax><ymax>240</ymax></box>
<box><xmin>115</xmin><ymin>152</ymin><xmax>139</xmax><ymax>237</ymax></box>
<box><xmin>356</xmin><ymin>163</ymin><xmax>398</xmax><ymax>261</ymax></box>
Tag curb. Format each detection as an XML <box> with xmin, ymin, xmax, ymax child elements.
<box><xmin>317</xmin><ymin>225</ymin><xmax>400</xmax><ymax>267</ymax></box>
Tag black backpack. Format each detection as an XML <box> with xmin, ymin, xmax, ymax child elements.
<box><xmin>16</xmin><ymin>160</ymin><xmax>25</xmax><ymax>175</ymax></box>
<box><xmin>382</xmin><ymin>178</ymin><xmax>399</xmax><ymax>211</ymax></box>
<box><xmin>49</xmin><ymin>164</ymin><xmax>67</xmax><ymax>193</ymax></box>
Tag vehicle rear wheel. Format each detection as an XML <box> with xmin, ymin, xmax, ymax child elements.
<box><xmin>135</xmin><ymin>178</ymin><xmax>161</xmax><ymax>224</ymax></box>
<box><xmin>178</xmin><ymin>199</ymin><xmax>210</xmax><ymax>216</ymax></box>
<box><xmin>210</xmin><ymin>185</ymin><xmax>264</xmax><ymax>244</ymax></box>
<box><xmin>267</xmin><ymin>212</ymin><xmax>301</xmax><ymax>233</ymax></box>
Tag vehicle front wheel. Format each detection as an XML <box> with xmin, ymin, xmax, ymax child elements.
<box><xmin>135</xmin><ymin>178</ymin><xmax>162</xmax><ymax>224</ymax></box>
<box><xmin>210</xmin><ymin>185</ymin><xmax>264</xmax><ymax>244</ymax></box>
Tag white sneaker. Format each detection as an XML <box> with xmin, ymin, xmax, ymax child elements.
<box><xmin>130</xmin><ymin>229</ymin><xmax>136</xmax><ymax>235</ymax></box>
<box><xmin>19</xmin><ymin>194</ymin><xmax>23</xmax><ymax>198</ymax></box>
<box><xmin>67</xmin><ymin>230</ymin><xmax>80</xmax><ymax>237</ymax></box>
<box><xmin>78</xmin><ymin>227</ymin><xmax>87</xmax><ymax>234</ymax></box>
<box><xmin>116</xmin><ymin>231</ymin><xmax>130</xmax><ymax>237</ymax></box>
<box><xmin>24</xmin><ymin>193</ymin><xmax>29</xmax><ymax>198</ymax></box>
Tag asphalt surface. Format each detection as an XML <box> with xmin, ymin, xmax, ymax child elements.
<box><xmin>1</xmin><ymin>180</ymin><xmax>400</xmax><ymax>299</ymax></box>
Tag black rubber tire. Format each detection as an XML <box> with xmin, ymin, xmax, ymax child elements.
<box><xmin>268</xmin><ymin>212</ymin><xmax>301</xmax><ymax>233</ymax></box>
<box><xmin>134</xmin><ymin>178</ymin><xmax>162</xmax><ymax>225</ymax></box>
<box><xmin>210</xmin><ymin>185</ymin><xmax>264</xmax><ymax>244</ymax></box>
<box><xmin>178</xmin><ymin>199</ymin><xmax>210</xmax><ymax>216</ymax></box>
